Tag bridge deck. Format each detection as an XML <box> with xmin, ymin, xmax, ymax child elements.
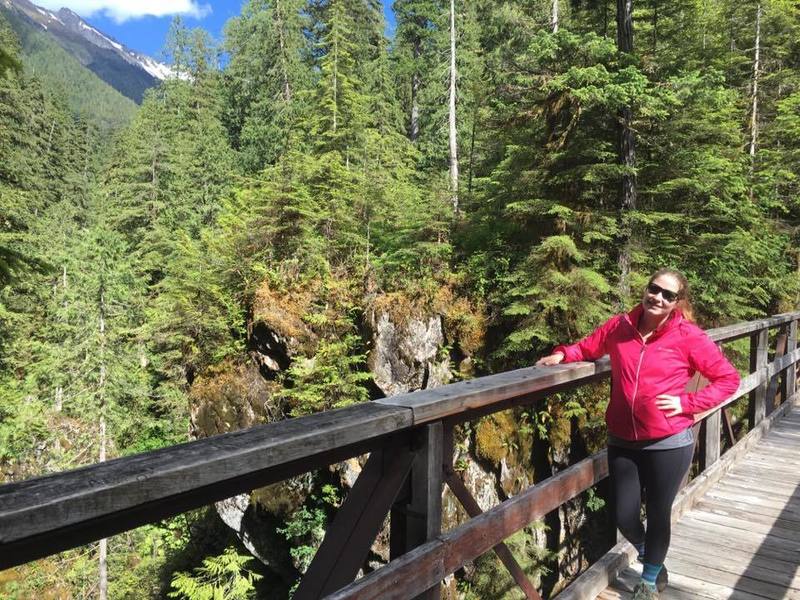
<box><xmin>598</xmin><ymin>410</ymin><xmax>800</xmax><ymax>600</ymax></box>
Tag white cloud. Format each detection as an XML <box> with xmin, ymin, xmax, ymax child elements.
<box><xmin>35</xmin><ymin>0</ymin><xmax>212</xmax><ymax>23</ymax></box>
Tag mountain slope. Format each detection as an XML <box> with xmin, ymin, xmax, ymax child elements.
<box><xmin>0</xmin><ymin>5</ymin><xmax>137</xmax><ymax>130</ymax></box>
<box><xmin>2</xmin><ymin>0</ymin><xmax>169</xmax><ymax>103</ymax></box>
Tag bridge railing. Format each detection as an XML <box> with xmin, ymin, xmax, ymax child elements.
<box><xmin>1</xmin><ymin>312</ymin><xmax>798</xmax><ymax>600</ymax></box>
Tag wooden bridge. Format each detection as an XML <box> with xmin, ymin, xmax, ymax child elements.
<box><xmin>1</xmin><ymin>312</ymin><xmax>799</xmax><ymax>599</ymax></box>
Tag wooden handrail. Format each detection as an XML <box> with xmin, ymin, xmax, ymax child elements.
<box><xmin>1</xmin><ymin>311</ymin><xmax>799</xmax><ymax>597</ymax></box>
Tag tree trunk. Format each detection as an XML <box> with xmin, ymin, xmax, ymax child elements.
<box><xmin>332</xmin><ymin>34</ymin><xmax>338</xmax><ymax>133</ymax></box>
<box><xmin>467</xmin><ymin>107</ymin><xmax>477</xmax><ymax>194</ymax></box>
<box><xmin>749</xmin><ymin>3</ymin><xmax>762</xmax><ymax>160</ymax></box>
<box><xmin>652</xmin><ymin>0</ymin><xmax>658</xmax><ymax>56</ymax></box>
<box><xmin>616</xmin><ymin>0</ymin><xmax>636</xmax><ymax>302</ymax></box>
<box><xmin>275</xmin><ymin>0</ymin><xmax>292</xmax><ymax>103</ymax></box>
<box><xmin>98</xmin><ymin>413</ymin><xmax>108</xmax><ymax>600</ymax></box>
<box><xmin>410</xmin><ymin>37</ymin><xmax>421</xmax><ymax>141</ymax></box>
<box><xmin>98</xmin><ymin>290</ymin><xmax>108</xmax><ymax>600</ymax></box>
<box><xmin>448</xmin><ymin>0</ymin><xmax>459</xmax><ymax>213</ymax></box>
<box><xmin>552</xmin><ymin>0</ymin><xmax>559</xmax><ymax>32</ymax></box>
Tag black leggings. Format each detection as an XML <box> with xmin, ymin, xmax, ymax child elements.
<box><xmin>608</xmin><ymin>443</ymin><xmax>694</xmax><ymax>565</ymax></box>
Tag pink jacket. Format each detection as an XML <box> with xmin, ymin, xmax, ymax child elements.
<box><xmin>554</xmin><ymin>305</ymin><xmax>741</xmax><ymax>441</ymax></box>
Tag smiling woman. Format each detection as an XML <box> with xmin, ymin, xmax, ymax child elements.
<box><xmin>536</xmin><ymin>268</ymin><xmax>740</xmax><ymax>600</ymax></box>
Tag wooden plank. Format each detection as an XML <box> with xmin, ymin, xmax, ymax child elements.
<box><xmin>767</xmin><ymin>347</ymin><xmax>800</xmax><ymax>379</ymax></box>
<box><xmin>655</xmin><ymin>569</ymin><xmax>770</xmax><ymax>600</ymax></box>
<box><xmin>692</xmin><ymin>498</ymin><xmax>800</xmax><ymax>531</ymax></box>
<box><xmin>707</xmin><ymin>313</ymin><xmax>800</xmax><ymax>343</ymax></box>
<box><xmin>600</xmin><ymin>563</ymin><xmax>770</xmax><ymax>600</ymax></box>
<box><xmin>686</xmin><ymin>508</ymin><xmax>800</xmax><ymax>543</ymax></box>
<box><xmin>438</xmin><ymin>452</ymin><xmax>608</xmax><ymax>576</ymax></box>
<box><xmin>702</xmin><ymin>487</ymin><xmax>800</xmax><ymax>519</ymax></box>
<box><xmin>769</xmin><ymin>326</ymin><xmax>789</xmax><ymax>413</ymax></box>
<box><xmin>295</xmin><ymin>443</ymin><xmax>416</xmax><ymax>599</ymax></box>
<box><xmin>0</xmin><ymin>402</ymin><xmax>413</xmax><ymax>569</ymax></box>
<box><xmin>749</xmin><ymin>329</ymin><xmax>769</xmax><ymax>428</ymax></box>
<box><xmin>549</xmin><ymin>540</ymin><xmax>637</xmax><ymax>600</ymax></box>
<box><xmin>332</xmin><ymin>452</ymin><xmax>608</xmax><ymax>600</ymax></box>
<box><xmin>445</xmin><ymin>473</ymin><xmax>542</xmax><ymax>600</ymax></box>
<box><xmin>701</xmin><ymin>480</ymin><xmax>800</xmax><ymax>506</ymax></box>
<box><xmin>675</xmin><ymin>515</ymin><xmax>800</xmax><ymax>555</ymax></box>
<box><xmin>784</xmin><ymin>320</ymin><xmax>798</xmax><ymax>409</ymax></box>
<box><xmin>665</xmin><ymin>554</ymin><xmax>798</xmax><ymax>599</ymax></box>
<box><xmin>695</xmin><ymin>491</ymin><xmax>800</xmax><ymax>523</ymax></box>
<box><xmin>739</xmin><ymin>456</ymin><xmax>800</xmax><ymax>474</ymax></box>
<box><xmin>737</xmin><ymin>453</ymin><xmax>800</xmax><ymax>471</ymax></box>
<box><xmin>409</xmin><ymin>423</ymin><xmax>443</xmax><ymax>600</ymax></box>
<box><xmin>726</xmin><ymin>468</ymin><xmax>800</xmax><ymax>488</ymax></box>
<box><xmin>701</xmin><ymin>410</ymin><xmax>721</xmax><ymax>469</ymax></box>
<box><xmin>669</xmin><ymin>534</ymin><xmax>800</xmax><ymax>581</ymax></box>
<box><xmin>720</xmin><ymin>479</ymin><xmax>800</xmax><ymax>504</ymax></box>
<box><xmin>376</xmin><ymin>362</ymin><xmax>604</xmax><ymax>425</ymax></box>
<box><xmin>324</xmin><ymin>539</ymin><xmax>446</xmax><ymax>600</ymax></box>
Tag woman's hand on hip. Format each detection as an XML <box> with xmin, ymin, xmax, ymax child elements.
<box><xmin>655</xmin><ymin>394</ymin><xmax>683</xmax><ymax>417</ymax></box>
<box><xmin>536</xmin><ymin>352</ymin><xmax>565</xmax><ymax>366</ymax></box>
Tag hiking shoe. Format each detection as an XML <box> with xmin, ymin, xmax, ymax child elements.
<box><xmin>632</xmin><ymin>582</ymin><xmax>658</xmax><ymax>600</ymax></box>
<box><xmin>656</xmin><ymin>565</ymin><xmax>668</xmax><ymax>592</ymax></box>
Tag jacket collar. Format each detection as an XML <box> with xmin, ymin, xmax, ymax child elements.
<box><xmin>624</xmin><ymin>303</ymin><xmax>684</xmax><ymax>341</ymax></box>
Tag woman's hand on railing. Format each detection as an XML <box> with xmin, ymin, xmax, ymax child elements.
<box><xmin>536</xmin><ymin>352</ymin><xmax>565</xmax><ymax>366</ymax></box>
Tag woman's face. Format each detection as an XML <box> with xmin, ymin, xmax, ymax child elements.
<box><xmin>641</xmin><ymin>273</ymin><xmax>681</xmax><ymax>320</ymax></box>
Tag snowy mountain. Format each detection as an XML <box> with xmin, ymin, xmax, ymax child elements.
<box><xmin>1</xmin><ymin>0</ymin><xmax>172</xmax><ymax>102</ymax></box>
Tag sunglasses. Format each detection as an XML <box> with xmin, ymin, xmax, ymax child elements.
<box><xmin>646</xmin><ymin>283</ymin><xmax>679</xmax><ymax>303</ymax></box>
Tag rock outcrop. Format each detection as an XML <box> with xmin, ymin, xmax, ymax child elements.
<box><xmin>367</xmin><ymin>311</ymin><xmax>451</xmax><ymax>396</ymax></box>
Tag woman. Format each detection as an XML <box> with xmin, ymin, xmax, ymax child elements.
<box><xmin>537</xmin><ymin>269</ymin><xmax>740</xmax><ymax>600</ymax></box>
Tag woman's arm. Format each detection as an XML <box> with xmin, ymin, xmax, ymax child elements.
<box><xmin>678</xmin><ymin>334</ymin><xmax>741</xmax><ymax>414</ymax></box>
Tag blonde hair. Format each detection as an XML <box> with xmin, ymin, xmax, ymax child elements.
<box><xmin>648</xmin><ymin>268</ymin><xmax>695</xmax><ymax>323</ymax></box>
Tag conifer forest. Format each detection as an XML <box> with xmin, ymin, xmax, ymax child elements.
<box><xmin>2</xmin><ymin>0</ymin><xmax>800</xmax><ymax>598</ymax></box>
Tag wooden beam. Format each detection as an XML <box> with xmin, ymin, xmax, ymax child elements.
<box><xmin>749</xmin><ymin>329</ymin><xmax>769</xmax><ymax>428</ymax></box>
<box><xmin>766</xmin><ymin>328</ymin><xmax>788</xmax><ymax>413</ymax></box>
<box><xmin>721</xmin><ymin>408</ymin><xmax>736</xmax><ymax>448</ymax></box>
<box><xmin>376</xmin><ymin>362</ymin><xmax>604</xmax><ymax>424</ymax></box>
<box><xmin>326</xmin><ymin>452</ymin><xmax>609</xmax><ymax>600</ymax></box>
<box><xmin>0</xmin><ymin>403</ymin><xmax>412</xmax><ymax>569</ymax></box>
<box><xmin>445</xmin><ymin>473</ymin><xmax>542</xmax><ymax>600</ymax></box>
<box><xmin>783</xmin><ymin>320</ymin><xmax>798</xmax><ymax>408</ymax></box>
<box><xmin>701</xmin><ymin>411</ymin><xmax>721</xmax><ymax>469</ymax></box>
<box><xmin>294</xmin><ymin>442</ymin><xmax>416</xmax><ymax>599</ymax></box>
<box><xmin>706</xmin><ymin>313</ymin><xmax>800</xmax><ymax>343</ymax></box>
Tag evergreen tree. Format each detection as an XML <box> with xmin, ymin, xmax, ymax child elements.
<box><xmin>223</xmin><ymin>0</ymin><xmax>311</xmax><ymax>170</ymax></box>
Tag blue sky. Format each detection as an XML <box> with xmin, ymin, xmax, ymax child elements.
<box><xmin>36</xmin><ymin>0</ymin><xmax>396</xmax><ymax>60</ymax></box>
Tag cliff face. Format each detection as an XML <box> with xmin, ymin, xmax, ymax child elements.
<box><xmin>188</xmin><ymin>288</ymin><xmax>609</xmax><ymax>597</ymax></box>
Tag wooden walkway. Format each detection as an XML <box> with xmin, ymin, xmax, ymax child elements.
<box><xmin>598</xmin><ymin>410</ymin><xmax>800</xmax><ymax>600</ymax></box>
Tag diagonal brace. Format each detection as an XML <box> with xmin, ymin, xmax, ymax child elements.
<box><xmin>294</xmin><ymin>437</ymin><xmax>416</xmax><ymax>600</ymax></box>
<box><xmin>444</xmin><ymin>470</ymin><xmax>542</xmax><ymax>599</ymax></box>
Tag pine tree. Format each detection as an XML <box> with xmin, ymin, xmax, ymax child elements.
<box><xmin>223</xmin><ymin>0</ymin><xmax>311</xmax><ymax>170</ymax></box>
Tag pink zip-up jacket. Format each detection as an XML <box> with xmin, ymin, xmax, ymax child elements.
<box><xmin>553</xmin><ymin>305</ymin><xmax>741</xmax><ymax>441</ymax></box>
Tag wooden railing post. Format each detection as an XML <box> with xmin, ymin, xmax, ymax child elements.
<box><xmin>781</xmin><ymin>319</ymin><xmax>797</xmax><ymax>405</ymax></box>
<box><xmin>390</xmin><ymin>422</ymin><xmax>444</xmax><ymax>600</ymax></box>
<box><xmin>749</xmin><ymin>328</ymin><xmax>769</xmax><ymax>428</ymax></box>
<box><xmin>700</xmin><ymin>410</ymin><xmax>721</xmax><ymax>469</ymax></box>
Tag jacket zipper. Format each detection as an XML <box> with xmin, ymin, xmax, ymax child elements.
<box><xmin>630</xmin><ymin>344</ymin><xmax>646</xmax><ymax>440</ymax></box>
